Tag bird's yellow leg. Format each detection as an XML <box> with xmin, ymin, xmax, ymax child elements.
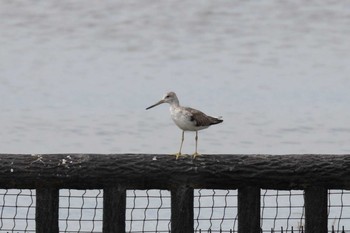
<box><xmin>193</xmin><ymin>131</ymin><xmax>200</xmax><ymax>159</ymax></box>
<box><xmin>175</xmin><ymin>131</ymin><xmax>185</xmax><ymax>159</ymax></box>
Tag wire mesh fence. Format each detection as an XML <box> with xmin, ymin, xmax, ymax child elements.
<box><xmin>0</xmin><ymin>189</ymin><xmax>350</xmax><ymax>232</ymax></box>
<box><xmin>194</xmin><ymin>190</ymin><xmax>237</xmax><ymax>233</ymax></box>
<box><xmin>59</xmin><ymin>189</ymin><xmax>103</xmax><ymax>233</ymax></box>
<box><xmin>0</xmin><ymin>189</ymin><xmax>35</xmax><ymax>233</ymax></box>
<box><xmin>126</xmin><ymin>189</ymin><xmax>170</xmax><ymax>233</ymax></box>
<box><xmin>260</xmin><ymin>190</ymin><xmax>305</xmax><ymax>233</ymax></box>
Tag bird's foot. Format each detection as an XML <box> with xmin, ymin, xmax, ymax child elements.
<box><xmin>192</xmin><ymin>152</ymin><xmax>200</xmax><ymax>159</ymax></box>
<box><xmin>175</xmin><ymin>152</ymin><xmax>183</xmax><ymax>160</ymax></box>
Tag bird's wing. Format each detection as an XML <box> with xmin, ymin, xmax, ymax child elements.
<box><xmin>184</xmin><ymin>107</ymin><xmax>218</xmax><ymax>127</ymax></box>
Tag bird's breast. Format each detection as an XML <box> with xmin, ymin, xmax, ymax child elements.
<box><xmin>170</xmin><ymin>106</ymin><xmax>208</xmax><ymax>131</ymax></box>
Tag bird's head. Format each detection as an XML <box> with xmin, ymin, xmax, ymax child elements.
<box><xmin>146</xmin><ymin>91</ymin><xmax>179</xmax><ymax>110</ymax></box>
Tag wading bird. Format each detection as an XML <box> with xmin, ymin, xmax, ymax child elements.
<box><xmin>146</xmin><ymin>92</ymin><xmax>223</xmax><ymax>159</ymax></box>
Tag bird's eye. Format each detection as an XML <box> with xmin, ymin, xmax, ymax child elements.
<box><xmin>165</xmin><ymin>95</ymin><xmax>169</xmax><ymax>98</ymax></box>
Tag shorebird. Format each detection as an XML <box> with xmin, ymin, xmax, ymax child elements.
<box><xmin>146</xmin><ymin>92</ymin><xmax>223</xmax><ymax>159</ymax></box>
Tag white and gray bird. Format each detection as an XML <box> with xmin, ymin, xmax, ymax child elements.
<box><xmin>146</xmin><ymin>91</ymin><xmax>223</xmax><ymax>159</ymax></box>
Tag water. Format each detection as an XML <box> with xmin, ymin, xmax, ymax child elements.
<box><xmin>1</xmin><ymin>0</ymin><xmax>350</xmax><ymax>155</ymax></box>
<box><xmin>1</xmin><ymin>0</ymin><xmax>350</xmax><ymax>231</ymax></box>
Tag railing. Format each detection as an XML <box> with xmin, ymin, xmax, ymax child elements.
<box><xmin>0</xmin><ymin>154</ymin><xmax>349</xmax><ymax>233</ymax></box>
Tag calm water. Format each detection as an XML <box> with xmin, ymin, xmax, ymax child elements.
<box><xmin>1</xmin><ymin>0</ymin><xmax>350</xmax><ymax>155</ymax></box>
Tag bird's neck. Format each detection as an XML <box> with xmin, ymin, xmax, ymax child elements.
<box><xmin>169</xmin><ymin>101</ymin><xmax>180</xmax><ymax>113</ymax></box>
<box><xmin>170</xmin><ymin>99</ymin><xmax>180</xmax><ymax>107</ymax></box>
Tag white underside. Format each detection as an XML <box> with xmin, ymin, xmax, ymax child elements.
<box><xmin>170</xmin><ymin>106</ymin><xmax>209</xmax><ymax>131</ymax></box>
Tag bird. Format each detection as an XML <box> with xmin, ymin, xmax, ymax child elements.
<box><xmin>146</xmin><ymin>91</ymin><xmax>223</xmax><ymax>159</ymax></box>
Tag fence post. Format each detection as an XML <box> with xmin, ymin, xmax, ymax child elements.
<box><xmin>171</xmin><ymin>185</ymin><xmax>194</xmax><ymax>233</ymax></box>
<box><xmin>304</xmin><ymin>186</ymin><xmax>327</xmax><ymax>233</ymax></box>
<box><xmin>238</xmin><ymin>186</ymin><xmax>260</xmax><ymax>233</ymax></box>
<box><xmin>36</xmin><ymin>187</ymin><xmax>59</xmax><ymax>233</ymax></box>
<box><xmin>103</xmin><ymin>185</ymin><xmax>126</xmax><ymax>233</ymax></box>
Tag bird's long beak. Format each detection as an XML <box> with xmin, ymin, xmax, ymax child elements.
<box><xmin>146</xmin><ymin>99</ymin><xmax>165</xmax><ymax>110</ymax></box>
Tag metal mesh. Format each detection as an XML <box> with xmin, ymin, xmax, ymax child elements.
<box><xmin>260</xmin><ymin>190</ymin><xmax>304</xmax><ymax>233</ymax></box>
<box><xmin>59</xmin><ymin>189</ymin><xmax>103</xmax><ymax>233</ymax></box>
<box><xmin>126</xmin><ymin>189</ymin><xmax>171</xmax><ymax>233</ymax></box>
<box><xmin>0</xmin><ymin>189</ymin><xmax>35</xmax><ymax>233</ymax></box>
<box><xmin>260</xmin><ymin>190</ymin><xmax>350</xmax><ymax>233</ymax></box>
<box><xmin>194</xmin><ymin>189</ymin><xmax>237</xmax><ymax>233</ymax></box>
<box><xmin>125</xmin><ymin>189</ymin><xmax>238</xmax><ymax>233</ymax></box>
<box><xmin>328</xmin><ymin>190</ymin><xmax>350</xmax><ymax>233</ymax></box>
<box><xmin>1</xmin><ymin>189</ymin><xmax>350</xmax><ymax>232</ymax></box>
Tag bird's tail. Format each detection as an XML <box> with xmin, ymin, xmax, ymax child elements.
<box><xmin>210</xmin><ymin>116</ymin><xmax>223</xmax><ymax>125</ymax></box>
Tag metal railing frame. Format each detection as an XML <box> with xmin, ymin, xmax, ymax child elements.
<box><xmin>1</xmin><ymin>153</ymin><xmax>349</xmax><ymax>233</ymax></box>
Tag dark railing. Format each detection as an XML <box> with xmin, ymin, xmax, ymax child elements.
<box><xmin>0</xmin><ymin>153</ymin><xmax>349</xmax><ymax>233</ymax></box>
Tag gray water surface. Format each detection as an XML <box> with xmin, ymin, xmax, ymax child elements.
<box><xmin>1</xmin><ymin>0</ymin><xmax>350</xmax><ymax>155</ymax></box>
